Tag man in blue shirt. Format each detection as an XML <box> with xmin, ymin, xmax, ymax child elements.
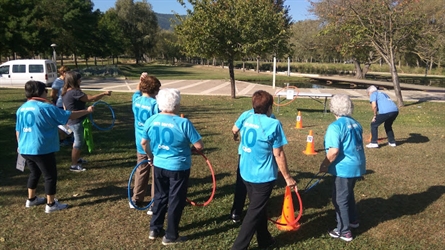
<box><xmin>366</xmin><ymin>85</ymin><xmax>399</xmax><ymax>148</ymax></box>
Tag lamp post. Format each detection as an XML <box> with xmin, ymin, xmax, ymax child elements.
<box><xmin>50</xmin><ymin>43</ymin><xmax>57</xmax><ymax>63</ymax></box>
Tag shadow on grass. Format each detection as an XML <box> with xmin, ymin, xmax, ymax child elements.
<box><xmin>397</xmin><ymin>133</ymin><xmax>429</xmax><ymax>145</ymax></box>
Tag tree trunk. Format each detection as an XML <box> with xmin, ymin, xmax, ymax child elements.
<box><xmin>256</xmin><ymin>57</ymin><xmax>260</xmax><ymax>73</ymax></box>
<box><xmin>242</xmin><ymin>60</ymin><xmax>245</xmax><ymax>72</ymax></box>
<box><xmin>74</xmin><ymin>54</ymin><xmax>78</xmax><ymax>68</ymax></box>
<box><xmin>353</xmin><ymin>59</ymin><xmax>364</xmax><ymax>79</ymax></box>
<box><xmin>389</xmin><ymin>52</ymin><xmax>404</xmax><ymax>107</ymax></box>
<box><xmin>228</xmin><ymin>58</ymin><xmax>236</xmax><ymax>98</ymax></box>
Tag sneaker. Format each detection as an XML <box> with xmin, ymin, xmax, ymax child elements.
<box><xmin>366</xmin><ymin>143</ymin><xmax>379</xmax><ymax>148</ymax></box>
<box><xmin>162</xmin><ymin>236</ymin><xmax>188</xmax><ymax>246</ymax></box>
<box><xmin>388</xmin><ymin>142</ymin><xmax>396</xmax><ymax>147</ymax></box>
<box><xmin>25</xmin><ymin>196</ymin><xmax>46</xmax><ymax>207</ymax></box>
<box><xmin>149</xmin><ymin>229</ymin><xmax>164</xmax><ymax>240</ymax></box>
<box><xmin>129</xmin><ymin>201</ymin><xmax>143</xmax><ymax>209</ymax></box>
<box><xmin>329</xmin><ymin>228</ymin><xmax>353</xmax><ymax>242</ymax></box>
<box><xmin>77</xmin><ymin>158</ymin><xmax>88</xmax><ymax>164</ymax></box>
<box><xmin>45</xmin><ymin>200</ymin><xmax>68</xmax><ymax>213</ymax></box>
<box><xmin>146</xmin><ymin>206</ymin><xmax>153</xmax><ymax>215</ymax></box>
<box><xmin>70</xmin><ymin>165</ymin><xmax>86</xmax><ymax>172</ymax></box>
<box><xmin>231</xmin><ymin>214</ymin><xmax>241</xmax><ymax>223</ymax></box>
<box><xmin>349</xmin><ymin>221</ymin><xmax>360</xmax><ymax>229</ymax></box>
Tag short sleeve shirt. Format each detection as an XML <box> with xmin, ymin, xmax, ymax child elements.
<box><xmin>239</xmin><ymin>114</ymin><xmax>287</xmax><ymax>183</ymax></box>
<box><xmin>16</xmin><ymin>100</ymin><xmax>71</xmax><ymax>155</ymax></box>
<box><xmin>62</xmin><ymin>89</ymin><xmax>86</xmax><ymax>125</ymax></box>
<box><xmin>142</xmin><ymin>114</ymin><xmax>202</xmax><ymax>171</ymax></box>
<box><xmin>370</xmin><ymin>91</ymin><xmax>398</xmax><ymax>114</ymax></box>
<box><xmin>51</xmin><ymin>77</ymin><xmax>64</xmax><ymax>108</ymax></box>
<box><xmin>132</xmin><ymin>91</ymin><xmax>160</xmax><ymax>154</ymax></box>
<box><xmin>324</xmin><ymin>116</ymin><xmax>366</xmax><ymax>178</ymax></box>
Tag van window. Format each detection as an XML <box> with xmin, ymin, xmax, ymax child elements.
<box><xmin>30</xmin><ymin>64</ymin><xmax>44</xmax><ymax>73</ymax></box>
<box><xmin>13</xmin><ymin>64</ymin><xmax>26</xmax><ymax>73</ymax></box>
<box><xmin>0</xmin><ymin>65</ymin><xmax>9</xmax><ymax>74</ymax></box>
<box><xmin>48</xmin><ymin>63</ymin><xmax>56</xmax><ymax>73</ymax></box>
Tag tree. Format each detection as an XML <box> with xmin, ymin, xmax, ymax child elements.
<box><xmin>175</xmin><ymin>0</ymin><xmax>292</xmax><ymax>98</ymax></box>
<box><xmin>310</xmin><ymin>0</ymin><xmax>441</xmax><ymax>107</ymax></box>
<box><xmin>115</xmin><ymin>0</ymin><xmax>158</xmax><ymax>64</ymax></box>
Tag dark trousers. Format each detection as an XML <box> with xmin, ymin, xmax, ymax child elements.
<box><xmin>22</xmin><ymin>153</ymin><xmax>57</xmax><ymax>195</ymax></box>
<box><xmin>230</xmin><ymin>157</ymin><xmax>247</xmax><ymax>216</ymax></box>
<box><xmin>332</xmin><ymin>176</ymin><xmax>358</xmax><ymax>234</ymax></box>
<box><xmin>150</xmin><ymin>166</ymin><xmax>190</xmax><ymax>240</ymax></box>
<box><xmin>371</xmin><ymin>111</ymin><xmax>398</xmax><ymax>143</ymax></box>
<box><xmin>232</xmin><ymin>180</ymin><xmax>275</xmax><ymax>250</ymax></box>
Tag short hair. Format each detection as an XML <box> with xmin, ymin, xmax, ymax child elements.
<box><xmin>367</xmin><ymin>85</ymin><xmax>378</xmax><ymax>95</ymax></box>
<box><xmin>58</xmin><ymin>66</ymin><xmax>70</xmax><ymax>75</ymax></box>
<box><xmin>25</xmin><ymin>80</ymin><xmax>46</xmax><ymax>98</ymax></box>
<box><xmin>140</xmin><ymin>75</ymin><xmax>161</xmax><ymax>95</ymax></box>
<box><xmin>329</xmin><ymin>94</ymin><xmax>353</xmax><ymax>117</ymax></box>
<box><xmin>252</xmin><ymin>90</ymin><xmax>273</xmax><ymax>114</ymax></box>
<box><xmin>157</xmin><ymin>88</ymin><xmax>180</xmax><ymax>112</ymax></box>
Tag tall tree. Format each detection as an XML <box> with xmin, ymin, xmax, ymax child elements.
<box><xmin>115</xmin><ymin>0</ymin><xmax>158</xmax><ymax>64</ymax></box>
<box><xmin>175</xmin><ymin>0</ymin><xmax>292</xmax><ymax>98</ymax></box>
<box><xmin>310</xmin><ymin>0</ymin><xmax>440</xmax><ymax>107</ymax></box>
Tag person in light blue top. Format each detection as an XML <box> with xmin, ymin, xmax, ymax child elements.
<box><xmin>130</xmin><ymin>73</ymin><xmax>161</xmax><ymax>211</ymax></box>
<box><xmin>229</xmin><ymin>109</ymin><xmax>276</xmax><ymax>222</ymax></box>
<box><xmin>50</xmin><ymin>66</ymin><xmax>69</xmax><ymax>108</ymax></box>
<box><xmin>16</xmin><ymin>80</ymin><xmax>93</xmax><ymax>213</ymax></box>
<box><xmin>232</xmin><ymin>90</ymin><xmax>296</xmax><ymax>250</ymax></box>
<box><xmin>319</xmin><ymin>94</ymin><xmax>366</xmax><ymax>242</ymax></box>
<box><xmin>366</xmin><ymin>85</ymin><xmax>399</xmax><ymax>148</ymax></box>
<box><xmin>141</xmin><ymin>88</ymin><xmax>203</xmax><ymax>245</ymax></box>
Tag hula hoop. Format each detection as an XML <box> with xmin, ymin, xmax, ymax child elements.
<box><xmin>127</xmin><ymin>159</ymin><xmax>154</xmax><ymax>211</ymax></box>
<box><xmin>268</xmin><ymin>186</ymin><xmax>303</xmax><ymax>227</ymax></box>
<box><xmin>303</xmin><ymin>172</ymin><xmax>326</xmax><ymax>194</ymax></box>
<box><xmin>186</xmin><ymin>151</ymin><xmax>216</xmax><ymax>207</ymax></box>
<box><xmin>273</xmin><ymin>86</ymin><xmax>300</xmax><ymax>107</ymax></box>
<box><xmin>89</xmin><ymin>101</ymin><xmax>115</xmax><ymax>131</ymax></box>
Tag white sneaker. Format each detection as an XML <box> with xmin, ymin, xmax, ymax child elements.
<box><xmin>388</xmin><ymin>142</ymin><xmax>396</xmax><ymax>147</ymax></box>
<box><xmin>366</xmin><ymin>143</ymin><xmax>379</xmax><ymax>148</ymax></box>
<box><xmin>25</xmin><ymin>196</ymin><xmax>46</xmax><ymax>207</ymax></box>
<box><xmin>147</xmin><ymin>206</ymin><xmax>153</xmax><ymax>215</ymax></box>
<box><xmin>45</xmin><ymin>200</ymin><xmax>68</xmax><ymax>213</ymax></box>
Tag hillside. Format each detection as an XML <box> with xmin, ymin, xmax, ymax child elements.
<box><xmin>156</xmin><ymin>13</ymin><xmax>182</xmax><ymax>30</ymax></box>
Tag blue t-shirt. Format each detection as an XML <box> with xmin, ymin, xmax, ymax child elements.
<box><xmin>370</xmin><ymin>91</ymin><xmax>398</xmax><ymax>114</ymax></box>
<box><xmin>132</xmin><ymin>91</ymin><xmax>160</xmax><ymax>154</ymax></box>
<box><xmin>16</xmin><ymin>100</ymin><xmax>71</xmax><ymax>155</ymax></box>
<box><xmin>51</xmin><ymin>77</ymin><xmax>64</xmax><ymax>108</ymax></box>
<box><xmin>234</xmin><ymin>109</ymin><xmax>276</xmax><ymax>155</ymax></box>
<box><xmin>239</xmin><ymin>114</ymin><xmax>287</xmax><ymax>183</ymax></box>
<box><xmin>324</xmin><ymin>116</ymin><xmax>366</xmax><ymax>178</ymax></box>
<box><xmin>142</xmin><ymin>114</ymin><xmax>202</xmax><ymax>171</ymax></box>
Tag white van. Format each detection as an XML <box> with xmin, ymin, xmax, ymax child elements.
<box><xmin>0</xmin><ymin>59</ymin><xmax>57</xmax><ymax>87</ymax></box>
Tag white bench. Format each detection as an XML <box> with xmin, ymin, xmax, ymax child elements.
<box><xmin>275</xmin><ymin>91</ymin><xmax>333</xmax><ymax>113</ymax></box>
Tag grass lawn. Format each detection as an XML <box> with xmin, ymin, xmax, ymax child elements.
<box><xmin>0</xmin><ymin>87</ymin><xmax>444</xmax><ymax>249</ymax></box>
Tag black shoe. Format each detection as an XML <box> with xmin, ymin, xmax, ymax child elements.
<box><xmin>259</xmin><ymin>237</ymin><xmax>276</xmax><ymax>249</ymax></box>
<box><xmin>149</xmin><ymin>229</ymin><xmax>164</xmax><ymax>240</ymax></box>
<box><xmin>231</xmin><ymin>214</ymin><xmax>241</xmax><ymax>223</ymax></box>
<box><xmin>162</xmin><ymin>236</ymin><xmax>187</xmax><ymax>245</ymax></box>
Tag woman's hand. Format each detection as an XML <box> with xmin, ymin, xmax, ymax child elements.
<box><xmin>87</xmin><ymin>106</ymin><xmax>94</xmax><ymax>113</ymax></box>
<box><xmin>284</xmin><ymin>176</ymin><xmax>297</xmax><ymax>187</ymax></box>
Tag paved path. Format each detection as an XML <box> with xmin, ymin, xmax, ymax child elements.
<box><xmin>80</xmin><ymin>78</ymin><xmax>445</xmax><ymax>103</ymax></box>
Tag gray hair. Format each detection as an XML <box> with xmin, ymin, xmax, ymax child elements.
<box><xmin>156</xmin><ymin>88</ymin><xmax>181</xmax><ymax>112</ymax></box>
<box><xmin>367</xmin><ymin>85</ymin><xmax>378</xmax><ymax>95</ymax></box>
<box><xmin>329</xmin><ymin>94</ymin><xmax>353</xmax><ymax>117</ymax></box>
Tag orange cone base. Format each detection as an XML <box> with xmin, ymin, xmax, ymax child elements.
<box><xmin>302</xmin><ymin>150</ymin><xmax>317</xmax><ymax>155</ymax></box>
<box><xmin>276</xmin><ymin>218</ymin><xmax>301</xmax><ymax>231</ymax></box>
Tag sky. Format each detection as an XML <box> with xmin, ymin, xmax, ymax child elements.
<box><xmin>91</xmin><ymin>0</ymin><xmax>314</xmax><ymax>22</ymax></box>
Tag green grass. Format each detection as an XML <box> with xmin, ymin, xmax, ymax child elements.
<box><xmin>1</xmin><ymin>88</ymin><xmax>444</xmax><ymax>249</ymax></box>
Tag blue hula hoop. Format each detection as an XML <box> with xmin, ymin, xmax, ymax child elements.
<box><xmin>89</xmin><ymin>101</ymin><xmax>115</xmax><ymax>131</ymax></box>
<box><xmin>303</xmin><ymin>172</ymin><xmax>326</xmax><ymax>194</ymax></box>
<box><xmin>127</xmin><ymin>159</ymin><xmax>154</xmax><ymax>211</ymax></box>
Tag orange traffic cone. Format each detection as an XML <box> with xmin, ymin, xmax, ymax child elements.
<box><xmin>276</xmin><ymin>186</ymin><xmax>300</xmax><ymax>231</ymax></box>
<box><xmin>366</xmin><ymin>133</ymin><xmax>386</xmax><ymax>143</ymax></box>
<box><xmin>295</xmin><ymin>111</ymin><xmax>303</xmax><ymax>129</ymax></box>
<box><xmin>303</xmin><ymin>130</ymin><xmax>317</xmax><ymax>155</ymax></box>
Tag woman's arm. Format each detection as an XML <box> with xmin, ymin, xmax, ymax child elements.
<box><xmin>69</xmin><ymin>106</ymin><xmax>94</xmax><ymax>120</ymax></box>
<box><xmin>79</xmin><ymin>91</ymin><xmax>112</xmax><ymax>103</ymax></box>
<box><xmin>273</xmin><ymin>147</ymin><xmax>296</xmax><ymax>187</ymax></box>
<box><xmin>319</xmin><ymin>147</ymin><xmax>339</xmax><ymax>172</ymax></box>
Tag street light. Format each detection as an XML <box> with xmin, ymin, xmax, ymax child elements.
<box><xmin>50</xmin><ymin>43</ymin><xmax>57</xmax><ymax>63</ymax></box>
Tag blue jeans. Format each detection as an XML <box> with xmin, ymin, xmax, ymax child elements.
<box><xmin>332</xmin><ymin>176</ymin><xmax>358</xmax><ymax>234</ymax></box>
<box><xmin>371</xmin><ymin>111</ymin><xmax>398</xmax><ymax>143</ymax></box>
<box><xmin>68</xmin><ymin>122</ymin><xmax>84</xmax><ymax>149</ymax></box>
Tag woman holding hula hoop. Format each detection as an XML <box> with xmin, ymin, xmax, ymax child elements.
<box><xmin>141</xmin><ymin>88</ymin><xmax>203</xmax><ymax>246</ymax></box>
<box><xmin>130</xmin><ymin>73</ymin><xmax>161</xmax><ymax>213</ymax></box>
<box><xmin>62</xmin><ymin>71</ymin><xmax>112</xmax><ymax>172</ymax></box>
<box><xmin>231</xmin><ymin>90</ymin><xmax>296</xmax><ymax>250</ymax></box>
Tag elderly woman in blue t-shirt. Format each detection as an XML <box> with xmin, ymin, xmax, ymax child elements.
<box><xmin>319</xmin><ymin>94</ymin><xmax>366</xmax><ymax>242</ymax></box>
<box><xmin>366</xmin><ymin>85</ymin><xmax>399</xmax><ymax>148</ymax></box>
